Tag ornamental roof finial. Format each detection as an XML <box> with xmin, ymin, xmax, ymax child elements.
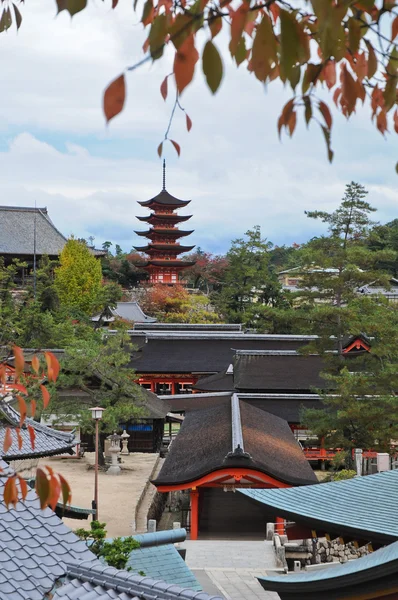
<box><xmin>162</xmin><ymin>159</ymin><xmax>166</xmax><ymax>191</ymax></box>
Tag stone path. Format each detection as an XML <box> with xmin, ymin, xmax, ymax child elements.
<box><xmin>42</xmin><ymin>453</ymin><xmax>159</xmax><ymax>538</ymax></box>
<box><xmin>184</xmin><ymin>541</ymin><xmax>281</xmax><ymax>600</ymax></box>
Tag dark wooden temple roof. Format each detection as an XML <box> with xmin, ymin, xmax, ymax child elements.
<box><xmin>164</xmin><ymin>391</ymin><xmax>322</xmax><ymax>422</ymax></box>
<box><xmin>153</xmin><ymin>396</ymin><xmax>317</xmax><ymax>487</ymax></box>
<box><xmin>138</xmin><ymin>190</ymin><xmax>191</xmax><ymax>208</ymax></box>
<box><xmin>258</xmin><ymin>539</ymin><xmax>398</xmax><ymax>600</ymax></box>
<box><xmin>133</xmin><ymin>323</ymin><xmax>242</xmax><ymax>331</ymax></box>
<box><xmin>0</xmin><ymin>399</ymin><xmax>77</xmax><ymax>460</ymax></box>
<box><xmin>241</xmin><ymin>469</ymin><xmax>398</xmax><ymax>545</ymax></box>
<box><xmin>194</xmin><ymin>369</ymin><xmax>234</xmax><ymax>391</ymax></box>
<box><xmin>233</xmin><ymin>350</ymin><xmax>328</xmax><ymax>391</ymax></box>
<box><xmin>129</xmin><ymin>334</ymin><xmax>315</xmax><ymax>374</ymax></box>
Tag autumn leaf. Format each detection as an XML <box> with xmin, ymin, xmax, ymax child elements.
<box><xmin>341</xmin><ymin>65</ymin><xmax>358</xmax><ymax>116</ymax></box>
<box><xmin>18</xmin><ymin>476</ymin><xmax>28</xmax><ymax>501</ymax></box>
<box><xmin>319</xmin><ymin>101</ymin><xmax>332</xmax><ymax>130</ymax></box>
<box><xmin>13</xmin><ymin>345</ymin><xmax>25</xmax><ymax>380</ymax></box>
<box><xmin>141</xmin><ymin>0</ymin><xmax>154</xmax><ymax>26</ymax></box>
<box><xmin>45</xmin><ymin>352</ymin><xmax>60</xmax><ymax>382</ymax></box>
<box><xmin>287</xmin><ymin>110</ymin><xmax>297</xmax><ymax>137</ymax></box>
<box><xmin>15</xmin><ymin>428</ymin><xmax>23</xmax><ymax>450</ymax></box>
<box><xmin>40</xmin><ymin>385</ymin><xmax>51</xmax><ymax>409</ymax></box>
<box><xmin>277</xmin><ymin>98</ymin><xmax>295</xmax><ymax>138</ymax></box>
<box><xmin>28</xmin><ymin>424</ymin><xmax>36</xmax><ymax>450</ymax></box>
<box><xmin>376</xmin><ymin>109</ymin><xmax>388</xmax><ymax>135</ymax></box>
<box><xmin>4</xmin><ymin>477</ymin><xmax>18</xmax><ymax>508</ymax></box>
<box><xmin>17</xmin><ymin>395</ymin><xmax>27</xmax><ymax>427</ymax></box>
<box><xmin>103</xmin><ymin>74</ymin><xmax>126</xmax><ymax>124</ymax></box>
<box><xmin>394</xmin><ymin>109</ymin><xmax>398</xmax><ymax>135</ymax></box>
<box><xmin>348</xmin><ymin>17</ymin><xmax>361</xmax><ymax>54</ymax></box>
<box><xmin>35</xmin><ymin>468</ymin><xmax>50</xmax><ymax>509</ymax></box>
<box><xmin>230</xmin><ymin>3</ymin><xmax>249</xmax><ymax>56</ymax></box>
<box><xmin>365</xmin><ymin>40</ymin><xmax>377</xmax><ymax>79</ymax></box>
<box><xmin>174</xmin><ymin>35</ymin><xmax>199</xmax><ymax>94</ymax></box>
<box><xmin>320</xmin><ymin>124</ymin><xmax>334</xmax><ymax>162</ymax></box>
<box><xmin>157</xmin><ymin>142</ymin><xmax>163</xmax><ymax>157</ymax></box>
<box><xmin>13</xmin><ymin>384</ymin><xmax>28</xmax><ymax>395</ymax></box>
<box><xmin>31</xmin><ymin>355</ymin><xmax>40</xmax><ymax>375</ymax></box>
<box><xmin>13</xmin><ymin>3</ymin><xmax>22</xmax><ymax>29</ymax></box>
<box><xmin>392</xmin><ymin>16</ymin><xmax>398</xmax><ymax>41</ymax></box>
<box><xmin>186</xmin><ymin>113</ymin><xmax>192</xmax><ymax>132</ymax></box>
<box><xmin>160</xmin><ymin>75</ymin><xmax>168</xmax><ymax>101</ymax></box>
<box><xmin>251</xmin><ymin>14</ymin><xmax>277</xmax><ymax>82</ymax></box>
<box><xmin>323</xmin><ymin>60</ymin><xmax>336</xmax><ymax>90</ymax></box>
<box><xmin>59</xmin><ymin>473</ymin><xmax>72</xmax><ymax>507</ymax></box>
<box><xmin>149</xmin><ymin>14</ymin><xmax>167</xmax><ymax>59</ymax></box>
<box><xmin>3</xmin><ymin>428</ymin><xmax>12</xmax><ymax>453</ymax></box>
<box><xmin>48</xmin><ymin>473</ymin><xmax>61</xmax><ymax>511</ymax></box>
<box><xmin>304</xmin><ymin>96</ymin><xmax>312</xmax><ymax>127</ymax></box>
<box><xmin>170</xmin><ymin>139</ymin><xmax>181</xmax><ymax>156</ymax></box>
<box><xmin>202</xmin><ymin>40</ymin><xmax>223</xmax><ymax>94</ymax></box>
<box><xmin>66</xmin><ymin>0</ymin><xmax>87</xmax><ymax>16</ymax></box>
<box><xmin>209</xmin><ymin>10</ymin><xmax>222</xmax><ymax>39</ymax></box>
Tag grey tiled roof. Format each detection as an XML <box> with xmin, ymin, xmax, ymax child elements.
<box><xmin>54</xmin><ymin>561</ymin><xmax>224</xmax><ymax>600</ymax></box>
<box><xmin>240</xmin><ymin>469</ymin><xmax>398</xmax><ymax>544</ymax></box>
<box><xmin>0</xmin><ymin>400</ymin><xmax>76</xmax><ymax>460</ymax></box>
<box><xmin>92</xmin><ymin>302</ymin><xmax>156</xmax><ymax>324</ymax></box>
<box><xmin>0</xmin><ymin>470</ymin><xmax>96</xmax><ymax>600</ymax></box>
<box><xmin>0</xmin><ymin>206</ymin><xmax>66</xmax><ymax>256</ymax></box>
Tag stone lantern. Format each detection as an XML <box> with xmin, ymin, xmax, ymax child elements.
<box><xmin>106</xmin><ymin>432</ymin><xmax>121</xmax><ymax>475</ymax></box>
<box><xmin>120</xmin><ymin>430</ymin><xmax>130</xmax><ymax>456</ymax></box>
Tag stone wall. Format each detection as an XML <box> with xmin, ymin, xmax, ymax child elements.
<box><xmin>284</xmin><ymin>536</ymin><xmax>372</xmax><ymax>568</ymax></box>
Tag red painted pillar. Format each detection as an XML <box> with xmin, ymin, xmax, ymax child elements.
<box><xmin>190</xmin><ymin>489</ymin><xmax>199</xmax><ymax>540</ymax></box>
<box><xmin>171</xmin><ymin>381</ymin><xmax>176</xmax><ymax>395</ymax></box>
<box><xmin>276</xmin><ymin>516</ymin><xmax>285</xmax><ymax>535</ymax></box>
<box><xmin>150</xmin><ymin>381</ymin><xmax>155</xmax><ymax>393</ymax></box>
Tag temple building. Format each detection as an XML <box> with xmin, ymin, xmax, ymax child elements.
<box><xmin>134</xmin><ymin>161</ymin><xmax>196</xmax><ymax>284</ymax></box>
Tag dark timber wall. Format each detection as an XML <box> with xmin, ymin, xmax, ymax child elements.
<box><xmin>199</xmin><ymin>488</ymin><xmax>274</xmax><ymax>539</ymax></box>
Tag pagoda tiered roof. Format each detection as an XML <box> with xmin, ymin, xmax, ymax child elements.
<box><xmin>138</xmin><ymin>190</ymin><xmax>191</xmax><ymax>208</ymax></box>
<box><xmin>136</xmin><ymin>214</ymin><xmax>192</xmax><ymax>224</ymax></box>
<box><xmin>134</xmin><ymin>229</ymin><xmax>194</xmax><ymax>238</ymax></box>
<box><xmin>134</xmin><ymin>243</ymin><xmax>195</xmax><ymax>254</ymax></box>
<box><xmin>138</xmin><ymin>259</ymin><xmax>196</xmax><ymax>268</ymax></box>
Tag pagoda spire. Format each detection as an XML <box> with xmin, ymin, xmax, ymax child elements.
<box><xmin>162</xmin><ymin>159</ymin><xmax>166</xmax><ymax>191</ymax></box>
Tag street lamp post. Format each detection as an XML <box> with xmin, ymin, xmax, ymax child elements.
<box><xmin>90</xmin><ymin>407</ymin><xmax>104</xmax><ymax>521</ymax></box>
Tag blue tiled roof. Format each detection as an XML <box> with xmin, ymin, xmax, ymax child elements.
<box><xmin>258</xmin><ymin>539</ymin><xmax>398</xmax><ymax>596</ymax></box>
<box><xmin>127</xmin><ymin>544</ymin><xmax>201</xmax><ymax>591</ymax></box>
<box><xmin>240</xmin><ymin>470</ymin><xmax>398</xmax><ymax>543</ymax></box>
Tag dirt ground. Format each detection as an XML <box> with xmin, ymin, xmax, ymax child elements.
<box><xmin>39</xmin><ymin>452</ymin><xmax>159</xmax><ymax>538</ymax></box>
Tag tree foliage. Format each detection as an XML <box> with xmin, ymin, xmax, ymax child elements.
<box><xmin>75</xmin><ymin>520</ymin><xmax>140</xmax><ymax>570</ymax></box>
<box><xmin>54</xmin><ymin>239</ymin><xmax>104</xmax><ymax>315</ymax></box>
<box><xmin>140</xmin><ymin>283</ymin><xmax>221</xmax><ymax>322</ymax></box>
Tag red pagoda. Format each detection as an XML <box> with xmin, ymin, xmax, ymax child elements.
<box><xmin>134</xmin><ymin>161</ymin><xmax>196</xmax><ymax>284</ymax></box>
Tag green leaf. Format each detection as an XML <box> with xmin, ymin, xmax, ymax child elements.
<box><xmin>348</xmin><ymin>17</ymin><xmax>361</xmax><ymax>54</ymax></box>
<box><xmin>280</xmin><ymin>9</ymin><xmax>300</xmax><ymax>82</ymax></box>
<box><xmin>35</xmin><ymin>468</ymin><xmax>50</xmax><ymax>510</ymax></box>
<box><xmin>66</xmin><ymin>0</ymin><xmax>87</xmax><ymax>16</ymax></box>
<box><xmin>235</xmin><ymin>36</ymin><xmax>247</xmax><ymax>67</ymax></box>
<box><xmin>149</xmin><ymin>14</ymin><xmax>166</xmax><ymax>59</ymax></box>
<box><xmin>202</xmin><ymin>40</ymin><xmax>223</xmax><ymax>94</ymax></box>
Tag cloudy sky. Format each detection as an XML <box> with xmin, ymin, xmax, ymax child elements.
<box><xmin>1</xmin><ymin>1</ymin><xmax>397</xmax><ymax>255</ymax></box>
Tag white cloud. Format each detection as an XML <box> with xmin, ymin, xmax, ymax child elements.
<box><xmin>0</xmin><ymin>0</ymin><xmax>397</xmax><ymax>254</ymax></box>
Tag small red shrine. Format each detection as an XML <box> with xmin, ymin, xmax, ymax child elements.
<box><xmin>134</xmin><ymin>161</ymin><xmax>196</xmax><ymax>284</ymax></box>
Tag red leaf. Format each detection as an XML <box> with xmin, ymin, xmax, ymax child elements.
<box><xmin>31</xmin><ymin>355</ymin><xmax>40</xmax><ymax>375</ymax></box>
<box><xmin>44</xmin><ymin>352</ymin><xmax>60</xmax><ymax>383</ymax></box>
<box><xmin>160</xmin><ymin>75</ymin><xmax>168</xmax><ymax>101</ymax></box>
<box><xmin>17</xmin><ymin>395</ymin><xmax>27</xmax><ymax>427</ymax></box>
<box><xmin>3</xmin><ymin>428</ymin><xmax>12</xmax><ymax>454</ymax></box>
<box><xmin>319</xmin><ymin>101</ymin><xmax>332</xmax><ymax>130</ymax></box>
<box><xmin>174</xmin><ymin>35</ymin><xmax>199</xmax><ymax>94</ymax></box>
<box><xmin>376</xmin><ymin>109</ymin><xmax>388</xmax><ymax>135</ymax></box>
<box><xmin>35</xmin><ymin>468</ymin><xmax>50</xmax><ymax>510</ymax></box>
<box><xmin>18</xmin><ymin>476</ymin><xmax>28</xmax><ymax>502</ymax></box>
<box><xmin>341</xmin><ymin>64</ymin><xmax>358</xmax><ymax>116</ymax></box>
<box><xmin>323</xmin><ymin>60</ymin><xmax>336</xmax><ymax>90</ymax></box>
<box><xmin>170</xmin><ymin>139</ymin><xmax>181</xmax><ymax>156</ymax></box>
<box><xmin>230</xmin><ymin>3</ymin><xmax>249</xmax><ymax>55</ymax></box>
<box><xmin>28</xmin><ymin>425</ymin><xmax>36</xmax><ymax>450</ymax></box>
<box><xmin>103</xmin><ymin>74</ymin><xmax>126</xmax><ymax>124</ymax></box>
<box><xmin>0</xmin><ymin>365</ymin><xmax>5</xmax><ymax>388</ymax></box>
<box><xmin>30</xmin><ymin>400</ymin><xmax>36</xmax><ymax>419</ymax></box>
<box><xmin>287</xmin><ymin>111</ymin><xmax>297</xmax><ymax>137</ymax></box>
<box><xmin>112</xmin><ymin>0</ymin><xmax>118</xmax><ymax>7</ymax></box>
<box><xmin>13</xmin><ymin>345</ymin><xmax>25</xmax><ymax>380</ymax></box>
<box><xmin>186</xmin><ymin>113</ymin><xmax>192</xmax><ymax>132</ymax></box>
<box><xmin>48</xmin><ymin>474</ymin><xmax>61</xmax><ymax>511</ymax></box>
<box><xmin>4</xmin><ymin>477</ymin><xmax>18</xmax><ymax>508</ymax></box>
<box><xmin>333</xmin><ymin>87</ymin><xmax>341</xmax><ymax>107</ymax></box>
<box><xmin>157</xmin><ymin>142</ymin><xmax>163</xmax><ymax>157</ymax></box>
<box><xmin>40</xmin><ymin>385</ymin><xmax>50</xmax><ymax>409</ymax></box>
<box><xmin>12</xmin><ymin>384</ymin><xmax>28</xmax><ymax>395</ymax></box>
<box><xmin>15</xmin><ymin>428</ymin><xmax>23</xmax><ymax>450</ymax></box>
<box><xmin>392</xmin><ymin>16</ymin><xmax>398</xmax><ymax>41</ymax></box>
<box><xmin>209</xmin><ymin>12</ymin><xmax>222</xmax><ymax>39</ymax></box>
<box><xmin>59</xmin><ymin>473</ymin><xmax>72</xmax><ymax>507</ymax></box>
<box><xmin>394</xmin><ymin>109</ymin><xmax>398</xmax><ymax>134</ymax></box>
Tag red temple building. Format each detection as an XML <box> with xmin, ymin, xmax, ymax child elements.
<box><xmin>134</xmin><ymin>161</ymin><xmax>196</xmax><ymax>284</ymax></box>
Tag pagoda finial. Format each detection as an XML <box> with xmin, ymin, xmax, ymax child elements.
<box><xmin>162</xmin><ymin>159</ymin><xmax>166</xmax><ymax>191</ymax></box>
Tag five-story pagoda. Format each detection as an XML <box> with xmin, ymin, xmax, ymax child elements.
<box><xmin>134</xmin><ymin>161</ymin><xmax>196</xmax><ymax>284</ymax></box>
